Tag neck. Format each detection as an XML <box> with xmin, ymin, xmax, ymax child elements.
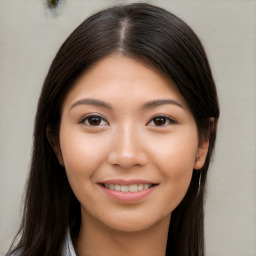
<box><xmin>76</xmin><ymin>210</ymin><xmax>171</xmax><ymax>256</ymax></box>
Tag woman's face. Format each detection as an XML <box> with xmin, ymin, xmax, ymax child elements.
<box><xmin>56</xmin><ymin>55</ymin><xmax>208</xmax><ymax>232</ymax></box>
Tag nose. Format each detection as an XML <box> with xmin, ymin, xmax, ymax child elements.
<box><xmin>107</xmin><ymin>125</ymin><xmax>148</xmax><ymax>169</ymax></box>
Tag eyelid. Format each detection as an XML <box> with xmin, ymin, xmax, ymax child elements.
<box><xmin>146</xmin><ymin>114</ymin><xmax>178</xmax><ymax>126</ymax></box>
<box><xmin>79</xmin><ymin>113</ymin><xmax>109</xmax><ymax>126</ymax></box>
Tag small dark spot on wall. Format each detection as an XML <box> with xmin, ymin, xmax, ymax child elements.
<box><xmin>46</xmin><ymin>0</ymin><xmax>61</xmax><ymax>11</ymax></box>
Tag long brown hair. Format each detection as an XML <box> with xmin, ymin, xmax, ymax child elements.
<box><xmin>7</xmin><ymin>3</ymin><xmax>219</xmax><ymax>256</ymax></box>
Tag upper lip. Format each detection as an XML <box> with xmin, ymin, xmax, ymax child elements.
<box><xmin>98</xmin><ymin>179</ymin><xmax>158</xmax><ymax>185</ymax></box>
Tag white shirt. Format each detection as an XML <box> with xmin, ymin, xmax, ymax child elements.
<box><xmin>11</xmin><ymin>231</ymin><xmax>77</xmax><ymax>256</ymax></box>
<box><xmin>61</xmin><ymin>230</ymin><xmax>77</xmax><ymax>256</ymax></box>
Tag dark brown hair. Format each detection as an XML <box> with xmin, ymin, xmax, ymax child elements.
<box><xmin>7</xmin><ymin>3</ymin><xmax>219</xmax><ymax>256</ymax></box>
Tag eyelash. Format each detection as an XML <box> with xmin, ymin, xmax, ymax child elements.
<box><xmin>79</xmin><ymin>114</ymin><xmax>178</xmax><ymax>127</ymax></box>
<box><xmin>147</xmin><ymin>115</ymin><xmax>178</xmax><ymax>127</ymax></box>
<box><xmin>79</xmin><ymin>114</ymin><xmax>108</xmax><ymax>127</ymax></box>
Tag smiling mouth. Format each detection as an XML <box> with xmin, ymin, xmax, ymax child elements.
<box><xmin>100</xmin><ymin>183</ymin><xmax>157</xmax><ymax>193</ymax></box>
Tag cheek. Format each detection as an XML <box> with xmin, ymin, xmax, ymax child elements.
<box><xmin>147</xmin><ymin>130</ymin><xmax>198</xmax><ymax>207</ymax></box>
<box><xmin>58</xmin><ymin>127</ymin><xmax>113</xmax><ymax>214</ymax></box>
<box><xmin>149</xmin><ymin>129</ymin><xmax>198</xmax><ymax>172</ymax></box>
<box><xmin>59</xmin><ymin>126</ymin><xmax>109</xmax><ymax>185</ymax></box>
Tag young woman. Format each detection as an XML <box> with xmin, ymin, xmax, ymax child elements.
<box><xmin>7</xmin><ymin>3</ymin><xmax>219</xmax><ymax>256</ymax></box>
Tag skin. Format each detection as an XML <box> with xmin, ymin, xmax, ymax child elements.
<box><xmin>52</xmin><ymin>55</ymin><xmax>209</xmax><ymax>256</ymax></box>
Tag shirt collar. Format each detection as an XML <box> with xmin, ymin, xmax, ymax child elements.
<box><xmin>61</xmin><ymin>229</ymin><xmax>77</xmax><ymax>256</ymax></box>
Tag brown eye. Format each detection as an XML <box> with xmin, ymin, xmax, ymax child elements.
<box><xmin>88</xmin><ymin>117</ymin><xmax>101</xmax><ymax>126</ymax></box>
<box><xmin>153</xmin><ymin>117</ymin><xmax>167</xmax><ymax>126</ymax></box>
<box><xmin>148</xmin><ymin>115</ymin><xmax>177</xmax><ymax>127</ymax></box>
<box><xmin>80</xmin><ymin>115</ymin><xmax>108</xmax><ymax>126</ymax></box>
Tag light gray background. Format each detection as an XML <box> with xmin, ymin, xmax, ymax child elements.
<box><xmin>0</xmin><ymin>0</ymin><xmax>255</xmax><ymax>255</ymax></box>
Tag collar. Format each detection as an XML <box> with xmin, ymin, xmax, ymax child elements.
<box><xmin>61</xmin><ymin>229</ymin><xmax>77</xmax><ymax>256</ymax></box>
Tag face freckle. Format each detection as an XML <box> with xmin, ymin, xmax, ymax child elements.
<box><xmin>56</xmin><ymin>55</ymin><xmax>209</xmax><ymax>233</ymax></box>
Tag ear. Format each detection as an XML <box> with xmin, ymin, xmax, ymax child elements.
<box><xmin>194</xmin><ymin>118</ymin><xmax>215</xmax><ymax>170</ymax></box>
<box><xmin>46</xmin><ymin>126</ymin><xmax>64</xmax><ymax>166</ymax></box>
<box><xmin>194</xmin><ymin>137</ymin><xmax>210</xmax><ymax>170</ymax></box>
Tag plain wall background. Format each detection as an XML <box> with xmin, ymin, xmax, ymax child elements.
<box><xmin>0</xmin><ymin>0</ymin><xmax>255</xmax><ymax>255</ymax></box>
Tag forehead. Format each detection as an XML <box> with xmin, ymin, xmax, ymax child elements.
<box><xmin>62</xmin><ymin>55</ymin><xmax>188</xmax><ymax>110</ymax></box>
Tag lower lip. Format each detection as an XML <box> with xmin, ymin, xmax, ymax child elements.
<box><xmin>99</xmin><ymin>185</ymin><xmax>157</xmax><ymax>202</ymax></box>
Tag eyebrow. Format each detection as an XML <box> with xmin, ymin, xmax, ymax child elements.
<box><xmin>70</xmin><ymin>98</ymin><xmax>184</xmax><ymax>110</ymax></box>
<box><xmin>142</xmin><ymin>99</ymin><xmax>184</xmax><ymax>110</ymax></box>
<box><xmin>70</xmin><ymin>98</ymin><xmax>112</xmax><ymax>110</ymax></box>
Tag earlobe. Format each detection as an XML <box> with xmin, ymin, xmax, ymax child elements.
<box><xmin>46</xmin><ymin>127</ymin><xmax>64</xmax><ymax>166</ymax></box>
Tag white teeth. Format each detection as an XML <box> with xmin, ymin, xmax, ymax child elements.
<box><xmin>114</xmin><ymin>184</ymin><xmax>121</xmax><ymax>191</ymax></box>
<box><xmin>104</xmin><ymin>183</ymin><xmax>153</xmax><ymax>192</ymax></box>
<box><xmin>143</xmin><ymin>184</ymin><xmax>149</xmax><ymax>190</ymax></box>
<box><xmin>129</xmin><ymin>184</ymin><xmax>137</xmax><ymax>192</ymax></box>
<box><xmin>109</xmin><ymin>184</ymin><xmax>115</xmax><ymax>190</ymax></box>
<box><xmin>138</xmin><ymin>184</ymin><xmax>143</xmax><ymax>191</ymax></box>
<box><xmin>120</xmin><ymin>185</ymin><xmax>129</xmax><ymax>192</ymax></box>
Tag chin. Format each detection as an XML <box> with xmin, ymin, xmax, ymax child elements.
<box><xmin>109</xmin><ymin>221</ymin><xmax>152</xmax><ymax>232</ymax></box>
<box><xmin>100</xmin><ymin>211</ymin><xmax>171</xmax><ymax>233</ymax></box>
